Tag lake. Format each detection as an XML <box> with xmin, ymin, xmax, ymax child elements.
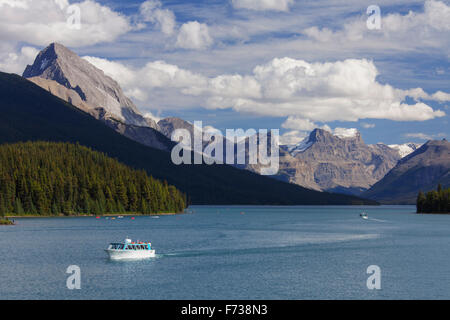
<box><xmin>1</xmin><ymin>205</ymin><xmax>450</xmax><ymax>300</ymax></box>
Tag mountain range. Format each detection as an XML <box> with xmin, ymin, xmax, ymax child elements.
<box><xmin>0</xmin><ymin>71</ymin><xmax>376</xmax><ymax>205</ymax></box>
<box><xmin>274</xmin><ymin>129</ymin><xmax>420</xmax><ymax>195</ymax></box>
<box><xmin>6</xmin><ymin>42</ymin><xmax>446</xmax><ymax>205</ymax></box>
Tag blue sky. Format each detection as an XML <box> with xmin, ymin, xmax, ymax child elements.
<box><xmin>0</xmin><ymin>0</ymin><xmax>448</xmax><ymax>145</ymax></box>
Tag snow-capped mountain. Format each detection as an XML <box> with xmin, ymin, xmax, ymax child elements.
<box><xmin>388</xmin><ymin>143</ymin><xmax>422</xmax><ymax>158</ymax></box>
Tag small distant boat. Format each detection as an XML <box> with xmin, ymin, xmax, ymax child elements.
<box><xmin>360</xmin><ymin>212</ymin><xmax>369</xmax><ymax>220</ymax></box>
<box><xmin>117</xmin><ymin>216</ymin><xmax>124</xmax><ymax>219</ymax></box>
<box><xmin>151</xmin><ymin>216</ymin><xmax>160</xmax><ymax>219</ymax></box>
<box><xmin>105</xmin><ymin>238</ymin><xmax>156</xmax><ymax>260</ymax></box>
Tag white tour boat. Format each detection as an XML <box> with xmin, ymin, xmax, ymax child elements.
<box><xmin>360</xmin><ymin>212</ymin><xmax>369</xmax><ymax>220</ymax></box>
<box><xmin>105</xmin><ymin>238</ymin><xmax>156</xmax><ymax>260</ymax></box>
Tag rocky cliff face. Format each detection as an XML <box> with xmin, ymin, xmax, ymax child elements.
<box><xmin>22</xmin><ymin>43</ymin><xmax>172</xmax><ymax>151</ymax></box>
<box><xmin>276</xmin><ymin>129</ymin><xmax>402</xmax><ymax>195</ymax></box>
<box><xmin>363</xmin><ymin>139</ymin><xmax>450</xmax><ymax>204</ymax></box>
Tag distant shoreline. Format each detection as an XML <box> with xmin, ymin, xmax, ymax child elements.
<box><xmin>5</xmin><ymin>212</ymin><xmax>185</xmax><ymax>218</ymax></box>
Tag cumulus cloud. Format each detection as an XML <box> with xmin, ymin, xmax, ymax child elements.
<box><xmin>333</xmin><ymin>127</ymin><xmax>359</xmax><ymax>139</ymax></box>
<box><xmin>0</xmin><ymin>46</ymin><xmax>39</xmax><ymax>74</ymax></box>
<box><xmin>0</xmin><ymin>0</ymin><xmax>131</xmax><ymax>48</ymax></box>
<box><xmin>282</xmin><ymin>116</ymin><xmax>331</xmax><ymax>132</ymax></box>
<box><xmin>139</xmin><ymin>0</ymin><xmax>176</xmax><ymax>35</ymax></box>
<box><xmin>176</xmin><ymin>21</ymin><xmax>213</xmax><ymax>50</ymax></box>
<box><xmin>201</xmin><ymin>58</ymin><xmax>446</xmax><ymax>122</ymax></box>
<box><xmin>83</xmin><ymin>55</ymin><xmax>448</xmax><ymax>124</ymax></box>
<box><xmin>281</xmin><ymin>117</ymin><xmax>316</xmax><ymax>131</ymax></box>
<box><xmin>280</xmin><ymin>130</ymin><xmax>308</xmax><ymax>145</ymax></box>
<box><xmin>232</xmin><ymin>0</ymin><xmax>294</xmax><ymax>12</ymax></box>
<box><xmin>303</xmin><ymin>0</ymin><xmax>450</xmax><ymax>51</ymax></box>
<box><xmin>83</xmin><ymin>56</ymin><xmax>207</xmax><ymax>102</ymax></box>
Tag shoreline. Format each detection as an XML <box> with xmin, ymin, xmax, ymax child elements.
<box><xmin>5</xmin><ymin>212</ymin><xmax>186</xmax><ymax>218</ymax></box>
<box><xmin>0</xmin><ymin>218</ymin><xmax>15</xmax><ymax>225</ymax></box>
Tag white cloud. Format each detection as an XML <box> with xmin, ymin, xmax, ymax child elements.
<box><xmin>0</xmin><ymin>45</ymin><xmax>39</xmax><ymax>74</ymax></box>
<box><xmin>139</xmin><ymin>0</ymin><xmax>176</xmax><ymax>35</ymax></box>
<box><xmin>281</xmin><ymin>117</ymin><xmax>331</xmax><ymax>132</ymax></box>
<box><xmin>0</xmin><ymin>0</ymin><xmax>29</xmax><ymax>8</ymax></box>
<box><xmin>333</xmin><ymin>127</ymin><xmax>359</xmax><ymax>139</ymax></box>
<box><xmin>361</xmin><ymin>122</ymin><xmax>376</xmax><ymax>129</ymax></box>
<box><xmin>84</xmin><ymin>55</ymin><xmax>448</xmax><ymax>123</ymax></box>
<box><xmin>282</xmin><ymin>117</ymin><xmax>316</xmax><ymax>131</ymax></box>
<box><xmin>405</xmin><ymin>132</ymin><xmax>446</xmax><ymax>140</ymax></box>
<box><xmin>232</xmin><ymin>0</ymin><xmax>294</xmax><ymax>12</ymax></box>
<box><xmin>302</xmin><ymin>0</ymin><xmax>450</xmax><ymax>52</ymax></box>
<box><xmin>176</xmin><ymin>21</ymin><xmax>213</xmax><ymax>50</ymax></box>
<box><xmin>280</xmin><ymin>130</ymin><xmax>307</xmax><ymax>145</ymax></box>
<box><xmin>202</xmin><ymin>57</ymin><xmax>446</xmax><ymax>122</ymax></box>
<box><xmin>83</xmin><ymin>56</ymin><xmax>208</xmax><ymax>105</ymax></box>
<box><xmin>144</xmin><ymin>112</ymin><xmax>161</xmax><ymax>123</ymax></box>
<box><xmin>431</xmin><ymin>91</ymin><xmax>450</xmax><ymax>102</ymax></box>
<box><xmin>0</xmin><ymin>0</ymin><xmax>131</xmax><ymax>48</ymax></box>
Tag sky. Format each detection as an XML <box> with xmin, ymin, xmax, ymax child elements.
<box><xmin>0</xmin><ymin>0</ymin><xmax>449</xmax><ymax>145</ymax></box>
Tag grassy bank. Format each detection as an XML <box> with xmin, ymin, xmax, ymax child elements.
<box><xmin>0</xmin><ymin>218</ymin><xmax>15</xmax><ymax>225</ymax></box>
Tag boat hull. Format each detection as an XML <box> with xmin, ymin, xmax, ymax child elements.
<box><xmin>105</xmin><ymin>249</ymin><xmax>156</xmax><ymax>260</ymax></box>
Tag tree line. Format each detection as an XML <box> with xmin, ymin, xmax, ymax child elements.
<box><xmin>0</xmin><ymin>142</ymin><xmax>187</xmax><ymax>216</ymax></box>
<box><xmin>417</xmin><ymin>184</ymin><xmax>450</xmax><ymax>214</ymax></box>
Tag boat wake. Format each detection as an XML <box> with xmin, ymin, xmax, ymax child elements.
<box><xmin>367</xmin><ymin>218</ymin><xmax>388</xmax><ymax>222</ymax></box>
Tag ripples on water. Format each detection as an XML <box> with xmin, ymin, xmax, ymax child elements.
<box><xmin>1</xmin><ymin>205</ymin><xmax>450</xmax><ymax>300</ymax></box>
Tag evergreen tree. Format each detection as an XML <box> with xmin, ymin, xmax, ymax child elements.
<box><xmin>0</xmin><ymin>142</ymin><xmax>187</xmax><ymax>216</ymax></box>
<box><xmin>417</xmin><ymin>185</ymin><xmax>450</xmax><ymax>214</ymax></box>
<box><xmin>0</xmin><ymin>195</ymin><xmax>6</xmax><ymax>217</ymax></box>
<box><xmin>14</xmin><ymin>198</ymin><xmax>24</xmax><ymax>215</ymax></box>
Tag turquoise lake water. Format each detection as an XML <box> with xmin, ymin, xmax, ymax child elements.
<box><xmin>1</xmin><ymin>205</ymin><xmax>450</xmax><ymax>300</ymax></box>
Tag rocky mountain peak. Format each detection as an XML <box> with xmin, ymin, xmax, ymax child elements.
<box><xmin>308</xmin><ymin>128</ymin><xmax>334</xmax><ymax>143</ymax></box>
<box><xmin>278</xmin><ymin>127</ymin><xmax>401</xmax><ymax>195</ymax></box>
<box><xmin>158</xmin><ymin>117</ymin><xmax>194</xmax><ymax>139</ymax></box>
<box><xmin>303</xmin><ymin>128</ymin><xmax>363</xmax><ymax>147</ymax></box>
<box><xmin>23</xmin><ymin>43</ymin><xmax>155</xmax><ymax>128</ymax></box>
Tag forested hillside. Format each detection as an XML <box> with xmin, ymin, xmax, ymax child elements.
<box><xmin>0</xmin><ymin>142</ymin><xmax>186</xmax><ymax>216</ymax></box>
<box><xmin>417</xmin><ymin>185</ymin><xmax>450</xmax><ymax>214</ymax></box>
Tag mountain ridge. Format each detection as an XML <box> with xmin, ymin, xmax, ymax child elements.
<box><xmin>363</xmin><ymin>139</ymin><xmax>450</xmax><ymax>204</ymax></box>
<box><xmin>0</xmin><ymin>71</ymin><xmax>376</xmax><ymax>205</ymax></box>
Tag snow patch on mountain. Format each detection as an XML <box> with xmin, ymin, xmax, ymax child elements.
<box><xmin>388</xmin><ymin>143</ymin><xmax>422</xmax><ymax>158</ymax></box>
<box><xmin>289</xmin><ymin>137</ymin><xmax>314</xmax><ymax>156</ymax></box>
